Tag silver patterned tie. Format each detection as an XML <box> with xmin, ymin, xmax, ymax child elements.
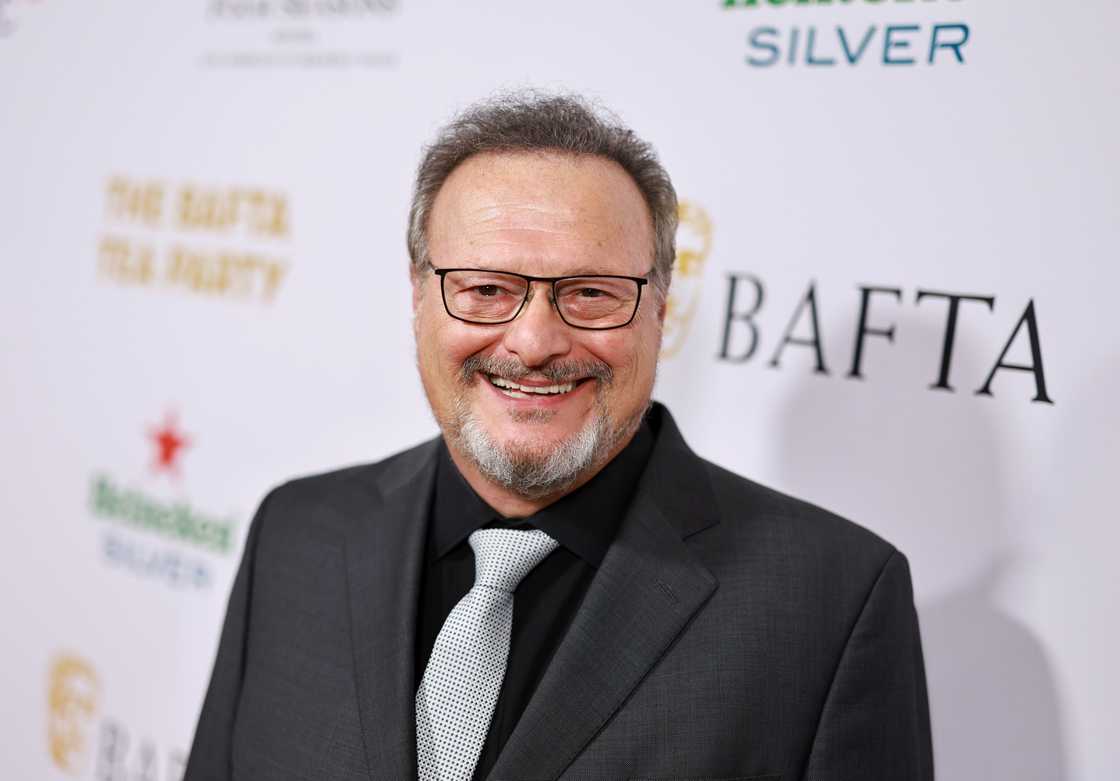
<box><xmin>416</xmin><ymin>527</ymin><xmax>559</xmax><ymax>781</ymax></box>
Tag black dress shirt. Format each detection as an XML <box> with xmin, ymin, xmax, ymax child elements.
<box><xmin>415</xmin><ymin>420</ymin><xmax>654</xmax><ymax>781</ymax></box>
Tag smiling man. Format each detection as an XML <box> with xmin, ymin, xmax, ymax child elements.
<box><xmin>185</xmin><ymin>92</ymin><xmax>933</xmax><ymax>781</ymax></box>
<box><xmin>414</xmin><ymin>147</ymin><xmax>665</xmax><ymax>519</ymax></box>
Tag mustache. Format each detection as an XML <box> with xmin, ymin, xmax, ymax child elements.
<box><xmin>461</xmin><ymin>354</ymin><xmax>614</xmax><ymax>386</ymax></box>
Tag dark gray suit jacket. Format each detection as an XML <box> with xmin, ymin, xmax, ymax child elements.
<box><xmin>184</xmin><ymin>404</ymin><xmax>933</xmax><ymax>781</ymax></box>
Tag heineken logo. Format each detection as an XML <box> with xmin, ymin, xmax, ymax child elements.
<box><xmin>724</xmin><ymin>0</ymin><xmax>961</xmax><ymax>7</ymax></box>
<box><xmin>88</xmin><ymin>410</ymin><xmax>241</xmax><ymax>591</ymax></box>
<box><xmin>90</xmin><ymin>474</ymin><xmax>235</xmax><ymax>555</ymax></box>
<box><xmin>721</xmin><ymin>0</ymin><xmax>971</xmax><ymax>68</ymax></box>
<box><xmin>147</xmin><ymin>411</ymin><xmax>191</xmax><ymax>476</ymax></box>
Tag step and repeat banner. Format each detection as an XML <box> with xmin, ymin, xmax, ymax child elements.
<box><xmin>2</xmin><ymin>1</ymin><xmax>1117</xmax><ymax>779</ymax></box>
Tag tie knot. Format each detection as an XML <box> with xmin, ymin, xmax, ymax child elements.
<box><xmin>468</xmin><ymin>528</ymin><xmax>559</xmax><ymax>593</ymax></box>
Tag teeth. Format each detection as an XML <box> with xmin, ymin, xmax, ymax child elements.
<box><xmin>488</xmin><ymin>375</ymin><xmax>577</xmax><ymax>395</ymax></box>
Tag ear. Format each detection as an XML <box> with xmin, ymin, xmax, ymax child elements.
<box><xmin>411</xmin><ymin>268</ymin><xmax>425</xmax><ymax>314</ymax></box>
<box><xmin>654</xmin><ymin>287</ymin><xmax>668</xmax><ymax>325</ymax></box>
<box><xmin>410</xmin><ymin>273</ymin><xmax>425</xmax><ymax>342</ymax></box>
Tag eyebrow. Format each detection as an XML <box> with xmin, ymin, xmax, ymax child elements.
<box><xmin>459</xmin><ymin>263</ymin><xmax>633</xmax><ymax>277</ymax></box>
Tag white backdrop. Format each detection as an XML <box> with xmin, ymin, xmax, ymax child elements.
<box><xmin>2</xmin><ymin>1</ymin><xmax>1117</xmax><ymax>779</ymax></box>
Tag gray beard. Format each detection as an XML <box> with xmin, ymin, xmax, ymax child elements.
<box><xmin>437</xmin><ymin>354</ymin><xmax>643</xmax><ymax>500</ymax></box>
<box><xmin>455</xmin><ymin>401</ymin><xmax>615</xmax><ymax>500</ymax></box>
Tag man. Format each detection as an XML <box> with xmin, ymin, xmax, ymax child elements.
<box><xmin>184</xmin><ymin>92</ymin><xmax>933</xmax><ymax>781</ymax></box>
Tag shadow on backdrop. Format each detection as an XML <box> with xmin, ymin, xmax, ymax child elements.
<box><xmin>767</xmin><ymin>310</ymin><xmax>1068</xmax><ymax>780</ymax></box>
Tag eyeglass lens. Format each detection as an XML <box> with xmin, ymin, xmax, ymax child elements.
<box><xmin>441</xmin><ymin>270</ymin><xmax>640</xmax><ymax>328</ymax></box>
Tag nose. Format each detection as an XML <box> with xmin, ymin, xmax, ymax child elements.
<box><xmin>500</xmin><ymin>283</ymin><xmax>573</xmax><ymax>368</ymax></box>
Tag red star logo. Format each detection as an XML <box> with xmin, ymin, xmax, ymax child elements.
<box><xmin>148</xmin><ymin>411</ymin><xmax>191</xmax><ymax>476</ymax></box>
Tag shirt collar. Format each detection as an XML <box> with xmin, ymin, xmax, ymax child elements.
<box><xmin>428</xmin><ymin>419</ymin><xmax>655</xmax><ymax>568</ymax></box>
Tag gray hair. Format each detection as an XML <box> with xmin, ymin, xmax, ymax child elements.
<box><xmin>406</xmin><ymin>90</ymin><xmax>678</xmax><ymax>297</ymax></box>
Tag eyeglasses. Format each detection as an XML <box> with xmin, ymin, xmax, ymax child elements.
<box><xmin>432</xmin><ymin>267</ymin><xmax>649</xmax><ymax>330</ymax></box>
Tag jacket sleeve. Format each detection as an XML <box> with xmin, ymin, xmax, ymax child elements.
<box><xmin>182</xmin><ymin>488</ymin><xmax>274</xmax><ymax>780</ymax></box>
<box><xmin>802</xmin><ymin>550</ymin><xmax>934</xmax><ymax>781</ymax></box>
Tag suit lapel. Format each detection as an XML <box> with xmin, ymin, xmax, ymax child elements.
<box><xmin>339</xmin><ymin>405</ymin><xmax>718</xmax><ymax>781</ymax></box>
<box><xmin>343</xmin><ymin>440</ymin><xmax>439</xmax><ymax>781</ymax></box>
<box><xmin>488</xmin><ymin>406</ymin><xmax>721</xmax><ymax>781</ymax></box>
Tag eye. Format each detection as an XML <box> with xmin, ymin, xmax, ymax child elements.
<box><xmin>565</xmin><ymin>285</ymin><xmax>620</xmax><ymax>300</ymax></box>
<box><xmin>474</xmin><ymin>284</ymin><xmax>501</xmax><ymax>297</ymax></box>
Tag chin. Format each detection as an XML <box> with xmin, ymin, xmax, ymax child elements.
<box><xmin>455</xmin><ymin>403</ymin><xmax>615</xmax><ymax>500</ymax></box>
<box><xmin>486</xmin><ymin>412</ymin><xmax>601</xmax><ymax>460</ymax></box>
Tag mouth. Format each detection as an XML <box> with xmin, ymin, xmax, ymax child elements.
<box><xmin>484</xmin><ymin>373</ymin><xmax>590</xmax><ymax>400</ymax></box>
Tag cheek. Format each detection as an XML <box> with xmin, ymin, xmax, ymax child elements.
<box><xmin>423</xmin><ymin>314</ymin><xmax>502</xmax><ymax>374</ymax></box>
<box><xmin>594</xmin><ymin>324</ymin><xmax>661</xmax><ymax>391</ymax></box>
<box><xmin>583</xmin><ymin>334</ymin><xmax>641</xmax><ymax>380</ymax></box>
<box><xmin>417</xmin><ymin>289</ymin><xmax>466</xmax><ymax>357</ymax></box>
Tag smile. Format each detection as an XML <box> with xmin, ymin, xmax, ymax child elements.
<box><xmin>485</xmin><ymin>374</ymin><xmax>586</xmax><ymax>398</ymax></box>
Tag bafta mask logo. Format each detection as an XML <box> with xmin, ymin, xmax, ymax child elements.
<box><xmin>47</xmin><ymin>654</ymin><xmax>101</xmax><ymax>774</ymax></box>
<box><xmin>661</xmin><ymin>200</ymin><xmax>712</xmax><ymax>359</ymax></box>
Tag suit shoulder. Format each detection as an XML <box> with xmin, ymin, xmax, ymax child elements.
<box><xmin>248</xmin><ymin>437</ymin><xmax>440</xmax><ymax>539</ymax></box>
<box><xmin>699</xmin><ymin>458</ymin><xmax>898</xmax><ymax>570</ymax></box>
<box><xmin>267</xmin><ymin>437</ymin><xmax>437</xmax><ymax>503</ymax></box>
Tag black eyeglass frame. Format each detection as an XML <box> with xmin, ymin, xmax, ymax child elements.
<box><xmin>431</xmin><ymin>266</ymin><xmax>650</xmax><ymax>331</ymax></box>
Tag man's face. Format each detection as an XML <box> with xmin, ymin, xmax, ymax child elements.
<box><xmin>413</xmin><ymin>151</ymin><xmax>664</xmax><ymax>498</ymax></box>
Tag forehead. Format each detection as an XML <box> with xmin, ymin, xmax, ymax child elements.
<box><xmin>426</xmin><ymin>151</ymin><xmax>654</xmax><ymax>276</ymax></box>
